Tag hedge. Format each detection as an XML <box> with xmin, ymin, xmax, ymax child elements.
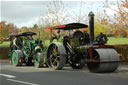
<box><xmin>0</xmin><ymin>45</ymin><xmax>128</xmax><ymax>64</ymax></box>
<box><xmin>0</xmin><ymin>47</ymin><xmax>9</xmax><ymax>59</ymax></box>
<box><xmin>114</xmin><ymin>44</ymin><xmax>128</xmax><ymax>64</ymax></box>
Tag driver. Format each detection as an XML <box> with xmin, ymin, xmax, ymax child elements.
<box><xmin>13</xmin><ymin>36</ymin><xmax>23</xmax><ymax>49</ymax></box>
<box><xmin>96</xmin><ymin>32</ymin><xmax>108</xmax><ymax>44</ymax></box>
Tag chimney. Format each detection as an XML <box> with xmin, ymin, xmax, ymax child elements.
<box><xmin>88</xmin><ymin>11</ymin><xmax>95</xmax><ymax>43</ymax></box>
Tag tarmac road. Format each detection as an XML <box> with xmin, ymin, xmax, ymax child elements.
<box><xmin>0</xmin><ymin>60</ymin><xmax>128</xmax><ymax>85</ymax></box>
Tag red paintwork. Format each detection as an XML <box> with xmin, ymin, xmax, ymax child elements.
<box><xmin>88</xmin><ymin>45</ymin><xmax>114</xmax><ymax>49</ymax></box>
<box><xmin>89</xmin><ymin>47</ymin><xmax>93</xmax><ymax>60</ymax></box>
<box><xmin>47</xmin><ymin>25</ymin><xmax>66</xmax><ymax>30</ymax></box>
<box><xmin>88</xmin><ymin>45</ymin><xmax>114</xmax><ymax>60</ymax></box>
<box><xmin>19</xmin><ymin>58</ymin><xmax>24</xmax><ymax>63</ymax></box>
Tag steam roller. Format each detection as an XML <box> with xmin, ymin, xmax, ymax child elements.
<box><xmin>44</xmin><ymin>11</ymin><xmax>120</xmax><ymax>73</ymax></box>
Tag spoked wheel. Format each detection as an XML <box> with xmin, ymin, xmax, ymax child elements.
<box><xmin>70</xmin><ymin>59</ymin><xmax>85</xmax><ymax>69</ymax></box>
<box><xmin>47</xmin><ymin>43</ymin><xmax>66</xmax><ymax>70</ymax></box>
<box><xmin>23</xmin><ymin>41</ymin><xmax>31</xmax><ymax>57</ymax></box>
<box><xmin>11</xmin><ymin>50</ymin><xmax>23</xmax><ymax>66</ymax></box>
<box><xmin>34</xmin><ymin>52</ymin><xmax>43</xmax><ymax>68</ymax></box>
<box><xmin>24</xmin><ymin>47</ymin><xmax>31</xmax><ymax>57</ymax></box>
<box><xmin>87</xmin><ymin>49</ymin><xmax>120</xmax><ymax>73</ymax></box>
<box><xmin>25</xmin><ymin>58</ymin><xmax>34</xmax><ymax>66</ymax></box>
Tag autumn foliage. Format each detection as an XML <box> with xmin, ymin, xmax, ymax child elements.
<box><xmin>102</xmin><ymin>0</ymin><xmax>128</xmax><ymax>37</ymax></box>
<box><xmin>0</xmin><ymin>21</ymin><xmax>19</xmax><ymax>39</ymax></box>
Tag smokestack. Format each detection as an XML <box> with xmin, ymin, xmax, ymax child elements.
<box><xmin>88</xmin><ymin>11</ymin><xmax>95</xmax><ymax>43</ymax></box>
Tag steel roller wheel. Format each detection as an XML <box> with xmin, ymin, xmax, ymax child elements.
<box><xmin>87</xmin><ymin>49</ymin><xmax>120</xmax><ymax>73</ymax></box>
<box><xmin>70</xmin><ymin>59</ymin><xmax>85</xmax><ymax>69</ymax></box>
<box><xmin>34</xmin><ymin>52</ymin><xmax>43</xmax><ymax>68</ymax></box>
<box><xmin>11</xmin><ymin>50</ymin><xmax>23</xmax><ymax>66</ymax></box>
<box><xmin>47</xmin><ymin>43</ymin><xmax>66</xmax><ymax>70</ymax></box>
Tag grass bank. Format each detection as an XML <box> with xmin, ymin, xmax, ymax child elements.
<box><xmin>107</xmin><ymin>37</ymin><xmax>128</xmax><ymax>45</ymax></box>
<box><xmin>0</xmin><ymin>41</ymin><xmax>10</xmax><ymax>47</ymax></box>
<box><xmin>0</xmin><ymin>37</ymin><xmax>128</xmax><ymax>47</ymax></box>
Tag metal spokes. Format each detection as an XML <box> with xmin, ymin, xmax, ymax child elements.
<box><xmin>50</xmin><ymin>45</ymin><xmax>60</xmax><ymax>67</ymax></box>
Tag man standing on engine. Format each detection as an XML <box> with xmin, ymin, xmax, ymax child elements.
<box><xmin>96</xmin><ymin>32</ymin><xmax>108</xmax><ymax>44</ymax></box>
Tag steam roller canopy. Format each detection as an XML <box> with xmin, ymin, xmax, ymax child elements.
<box><xmin>87</xmin><ymin>48</ymin><xmax>120</xmax><ymax>73</ymax></box>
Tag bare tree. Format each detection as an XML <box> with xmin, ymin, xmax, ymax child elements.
<box><xmin>103</xmin><ymin>0</ymin><xmax>128</xmax><ymax>26</ymax></box>
<box><xmin>70</xmin><ymin>1</ymin><xmax>88</xmax><ymax>23</ymax></box>
<box><xmin>39</xmin><ymin>0</ymin><xmax>69</xmax><ymax>28</ymax></box>
<box><xmin>102</xmin><ymin>0</ymin><xmax>128</xmax><ymax>37</ymax></box>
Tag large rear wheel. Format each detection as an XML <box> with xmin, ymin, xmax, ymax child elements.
<box><xmin>47</xmin><ymin>43</ymin><xmax>66</xmax><ymax>70</ymax></box>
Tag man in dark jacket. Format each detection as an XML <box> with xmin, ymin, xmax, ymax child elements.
<box><xmin>96</xmin><ymin>32</ymin><xmax>108</xmax><ymax>45</ymax></box>
<box><xmin>13</xmin><ymin>36</ymin><xmax>23</xmax><ymax>49</ymax></box>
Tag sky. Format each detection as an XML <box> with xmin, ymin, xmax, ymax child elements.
<box><xmin>0</xmin><ymin>0</ymin><xmax>118</xmax><ymax>28</ymax></box>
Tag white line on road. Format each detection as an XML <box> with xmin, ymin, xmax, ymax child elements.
<box><xmin>7</xmin><ymin>78</ymin><xmax>39</xmax><ymax>85</ymax></box>
<box><xmin>0</xmin><ymin>74</ymin><xmax>16</xmax><ymax>78</ymax></box>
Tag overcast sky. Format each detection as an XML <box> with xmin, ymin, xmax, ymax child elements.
<box><xmin>0</xmin><ymin>0</ymin><xmax>117</xmax><ymax>28</ymax></box>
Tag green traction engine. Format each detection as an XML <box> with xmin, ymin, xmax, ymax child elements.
<box><xmin>9</xmin><ymin>32</ymin><xmax>44</xmax><ymax>67</ymax></box>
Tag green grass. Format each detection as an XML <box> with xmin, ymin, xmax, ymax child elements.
<box><xmin>0</xmin><ymin>41</ymin><xmax>10</xmax><ymax>47</ymax></box>
<box><xmin>107</xmin><ymin>37</ymin><xmax>128</xmax><ymax>45</ymax></box>
<box><xmin>0</xmin><ymin>37</ymin><xmax>128</xmax><ymax>47</ymax></box>
<box><xmin>43</xmin><ymin>40</ymin><xmax>50</xmax><ymax>47</ymax></box>
<box><xmin>43</xmin><ymin>37</ymin><xmax>128</xmax><ymax>46</ymax></box>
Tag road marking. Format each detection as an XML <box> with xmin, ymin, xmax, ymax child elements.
<box><xmin>7</xmin><ymin>78</ymin><xmax>39</xmax><ymax>85</ymax></box>
<box><xmin>0</xmin><ymin>74</ymin><xmax>16</xmax><ymax>78</ymax></box>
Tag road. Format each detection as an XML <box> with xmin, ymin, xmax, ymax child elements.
<box><xmin>0</xmin><ymin>61</ymin><xmax>128</xmax><ymax>85</ymax></box>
